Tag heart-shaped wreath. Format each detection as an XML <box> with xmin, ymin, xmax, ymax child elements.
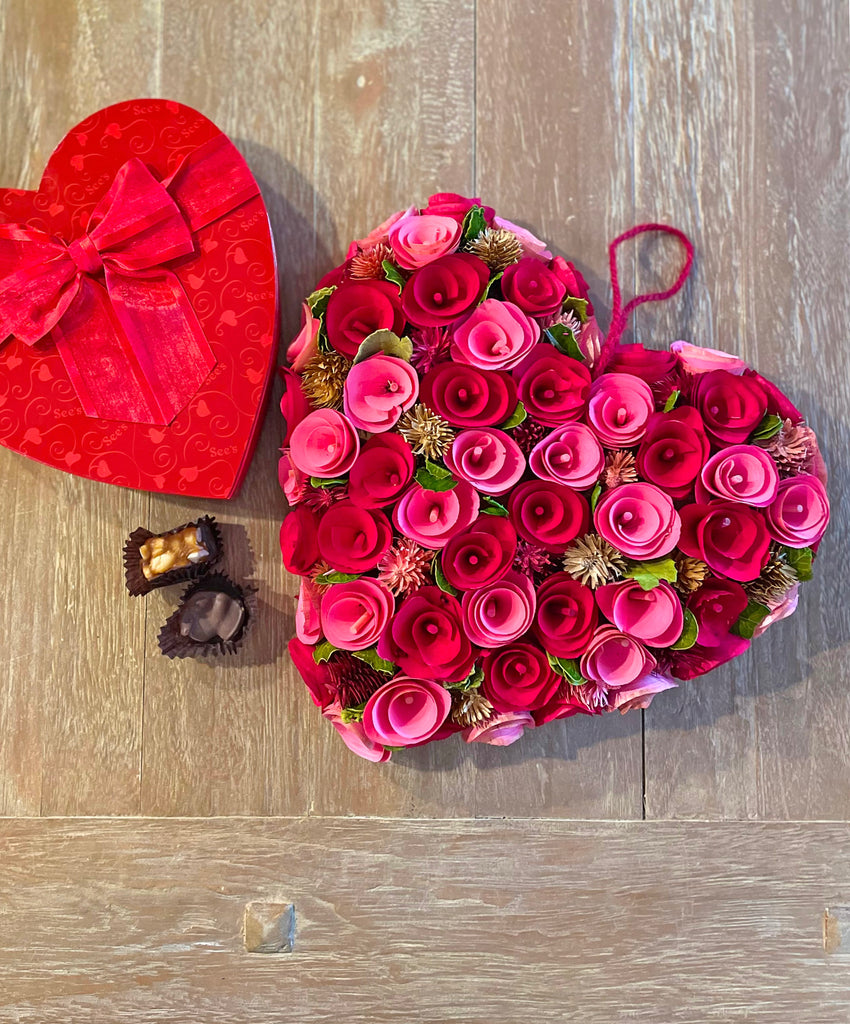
<box><xmin>279</xmin><ymin>194</ymin><xmax>829</xmax><ymax>762</ymax></box>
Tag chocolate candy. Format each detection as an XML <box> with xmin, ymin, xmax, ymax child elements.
<box><xmin>140</xmin><ymin>524</ymin><xmax>211</xmax><ymax>580</ymax></box>
<box><xmin>124</xmin><ymin>516</ymin><xmax>221</xmax><ymax>596</ymax></box>
<box><xmin>178</xmin><ymin>589</ymin><xmax>245</xmax><ymax>642</ymax></box>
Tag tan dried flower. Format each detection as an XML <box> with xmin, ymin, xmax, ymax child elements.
<box><xmin>672</xmin><ymin>554</ymin><xmax>710</xmax><ymax>595</ymax></box>
<box><xmin>464</xmin><ymin>227</ymin><xmax>523</xmax><ymax>272</ymax></box>
<box><xmin>300</xmin><ymin>350</ymin><xmax>350</xmax><ymax>409</ymax></box>
<box><xmin>744</xmin><ymin>555</ymin><xmax>799</xmax><ymax>606</ymax></box>
<box><xmin>451</xmin><ymin>690</ymin><xmax>494</xmax><ymax>728</ymax></box>
<box><xmin>350</xmin><ymin>242</ymin><xmax>394</xmax><ymax>280</ymax></box>
<box><xmin>397</xmin><ymin>404</ymin><xmax>455</xmax><ymax>460</ymax></box>
<box><xmin>602</xmin><ymin>450</ymin><xmax>638</xmax><ymax>488</ymax></box>
<box><xmin>563</xmin><ymin>533</ymin><xmax>627</xmax><ymax>588</ymax></box>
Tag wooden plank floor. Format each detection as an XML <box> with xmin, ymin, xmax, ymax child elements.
<box><xmin>0</xmin><ymin>0</ymin><xmax>848</xmax><ymax>1017</ymax></box>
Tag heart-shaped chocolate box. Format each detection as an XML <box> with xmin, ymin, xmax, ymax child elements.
<box><xmin>0</xmin><ymin>99</ymin><xmax>278</xmax><ymax>498</ymax></box>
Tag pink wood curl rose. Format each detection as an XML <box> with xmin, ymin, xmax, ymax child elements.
<box><xmin>280</xmin><ymin>196</ymin><xmax>830</xmax><ymax>762</ymax></box>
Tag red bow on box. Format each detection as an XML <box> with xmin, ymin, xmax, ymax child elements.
<box><xmin>0</xmin><ymin>133</ymin><xmax>259</xmax><ymax>424</ymax></box>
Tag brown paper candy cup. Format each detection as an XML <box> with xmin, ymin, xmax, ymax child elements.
<box><xmin>123</xmin><ymin>515</ymin><xmax>222</xmax><ymax>596</ymax></box>
<box><xmin>157</xmin><ymin>573</ymin><xmax>257</xmax><ymax>658</ymax></box>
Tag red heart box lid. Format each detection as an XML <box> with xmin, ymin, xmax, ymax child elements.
<box><xmin>0</xmin><ymin>99</ymin><xmax>278</xmax><ymax>499</ymax></box>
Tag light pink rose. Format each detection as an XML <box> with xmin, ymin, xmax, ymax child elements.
<box><xmin>349</xmin><ymin>206</ymin><xmax>414</xmax><ymax>253</ymax></box>
<box><xmin>323</xmin><ymin>702</ymin><xmax>391</xmax><ymax>762</ymax></box>
<box><xmin>362</xmin><ymin>676</ymin><xmax>452</xmax><ymax>747</ymax></box>
<box><xmin>286</xmin><ymin>302</ymin><xmax>320</xmax><ymax>373</ymax></box>
<box><xmin>278</xmin><ymin>450</ymin><xmax>309</xmax><ymax>505</ymax></box>
<box><xmin>765</xmin><ymin>474</ymin><xmax>829</xmax><ymax>548</ymax></box>
<box><xmin>529</xmin><ymin>422</ymin><xmax>604</xmax><ymax>490</ymax></box>
<box><xmin>343</xmin><ymin>354</ymin><xmax>419</xmax><ymax>433</ymax></box>
<box><xmin>463</xmin><ymin>709</ymin><xmax>534</xmax><ymax>746</ymax></box>
<box><xmin>320</xmin><ymin>578</ymin><xmax>395</xmax><ymax>651</ymax></box>
<box><xmin>671</xmin><ymin>340</ymin><xmax>748</xmax><ymax>376</ymax></box>
<box><xmin>289</xmin><ymin>408</ymin><xmax>359</xmax><ymax>478</ymax></box>
<box><xmin>609</xmin><ymin>672</ymin><xmax>678</xmax><ymax>713</ymax></box>
<box><xmin>587</xmin><ymin>373</ymin><xmax>655</xmax><ymax>447</ymax></box>
<box><xmin>753</xmin><ymin>583</ymin><xmax>800</xmax><ymax>636</ymax></box>
<box><xmin>697</xmin><ymin>444</ymin><xmax>779</xmax><ymax>507</ymax></box>
<box><xmin>296</xmin><ymin>577</ymin><xmax>323</xmax><ymax>644</ymax></box>
<box><xmin>493</xmin><ymin>216</ymin><xmax>553</xmax><ymax>259</ymax></box>
<box><xmin>580</xmin><ymin>625</ymin><xmax>657</xmax><ymax>689</ymax></box>
<box><xmin>388</xmin><ymin>212</ymin><xmax>462</xmax><ymax>270</ymax></box>
<box><xmin>452</xmin><ymin>298</ymin><xmax>539</xmax><ymax>371</ymax></box>
<box><xmin>444</xmin><ymin>428</ymin><xmax>526</xmax><ymax>496</ymax></box>
<box><xmin>461</xmin><ymin>571</ymin><xmax>536</xmax><ymax>648</ymax></box>
<box><xmin>595</xmin><ymin>580</ymin><xmax>684</xmax><ymax>648</ymax></box>
<box><xmin>594</xmin><ymin>482</ymin><xmax>682</xmax><ymax>559</ymax></box>
<box><xmin>393</xmin><ymin>480</ymin><xmax>480</xmax><ymax>549</ymax></box>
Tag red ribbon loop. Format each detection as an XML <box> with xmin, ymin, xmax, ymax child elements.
<box><xmin>0</xmin><ymin>135</ymin><xmax>259</xmax><ymax>425</ymax></box>
<box><xmin>600</xmin><ymin>223</ymin><xmax>694</xmax><ymax>368</ymax></box>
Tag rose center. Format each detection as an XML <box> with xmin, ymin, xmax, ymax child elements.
<box><xmin>731</xmin><ymin>473</ymin><xmax>744</xmax><ymax>485</ymax></box>
<box><xmin>386</xmin><ymin>380</ymin><xmax>399</xmax><ymax>394</ymax></box>
<box><xmin>795</xmin><ymin>503</ymin><xmax>804</xmax><ymax>513</ymax></box>
<box><xmin>389</xmin><ymin>473</ymin><xmax>400</xmax><ymax>485</ymax></box>
<box><xmin>615</xmin><ymin>407</ymin><xmax>628</xmax><ymax>426</ymax></box>
<box><xmin>712</xmin><ymin>602</ymin><xmax>724</xmax><ymax>614</ymax></box>
<box><xmin>458</xmin><ymin>388</ymin><xmax>468</xmax><ymax>401</ymax></box>
<box><xmin>663</xmin><ymin>447</ymin><xmax>675</xmax><ymax>460</ymax></box>
<box><xmin>428</xmin><ymin>505</ymin><xmax>441</xmax><ymax>524</ymax></box>
<box><xmin>468</xmin><ymin>554</ymin><xmax>479</xmax><ymax>566</ymax></box>
<box><xmin>621</xmin><ymin>511</ymin><xmax>634</xmax><ymax>524</ymax></box>
<box><xmin>721</xmin><ymin>517</ymin><xmax>732</xmax><ymax>528</ymax></box>
<box><xmin>619</xmin><ymin>638</ymin><xmax>630</xmax><ymax>648</ymax></box>
<box><xmin>404</xmin><ymin>695</ymin><xmax>415</xmax><ymax>705</ymax></box>
<box><xmin>327</xmin><ymin>442</ymin><xmax>337</xmax><ymax>455</ymax></box>
<box><xmin>425</xmin><ymin>623</ymin><xmax>439</xmax><ymax>636</ymax></box>
<box><xmin>543</xmin><ymin>388</ymin><xmax>556</xmax><ymax>400</ymax></box>
<box><xmin>433</xmin><ymin>291</ymin><xmax>444</xmax><ymax>305</ymax></box>
<box><xmin>534</xmin><ymin>505</ymin><xmax>545</xmax><ymax>516</ymax></box>
<box><xmin>352</xmin><ymin>608</ymin><xmax>374</xmax><ymax>633</ymax></box>
<box><xmin>556</xmin><ymin>452</ymin><xmax>572</xmax><ymax>465</ymax></box>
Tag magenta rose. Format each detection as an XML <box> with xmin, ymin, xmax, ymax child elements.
<box><xmin>636</xmin><ymin>407</ymin><xmax>710</xmax><ymax>500</ymax></box>
<box><xmin>441</xmin><ymin>515</ymin><xmax>517</xmax><ymax>591</ymax></box>
<box><xmin>608</xmin><ymin>343</ymin><xmax>679</xmax><ymax>384</ymax></box>
<box><xmin>596</xmin><ymin>579</ymin><xmax>684</xmax><ymax>648</ymax></box>
<box><xmin>671</xmin><ymin>341</ymin><xmax>749</xmax><ymax>376</ymax></box>
<box><xmin>550</xmin><ymin>256</ymin><xmax>592</xmax><ymax>306</ymax></box>
<box><xmin>529</xmin><ymin>422</ymin><xmax>604</xmax><ymax>491</ymax></box>
<box><xmin>462</xmin><ymin>571</ymin><xmax>536</xmax><ymax>648</ymax></box>
<box><xmin>445</xmin><ymin>428</ymin><xmax>526</xmax><ymax>496</ymax></box>
<box><xmin>279</xmin><ymin>368</ymin><xmax>311</xmax><ymax>446</ymax></box>
<box><xmin>286</xmin><ymin>303</ymin><xmax>320</xmax><ymax>373</ymax></box>
<box><xmin>343</xmin><ymin>354</ymin><xmax>419</xmax><ymax>432</ymax></box>
<box><xmin>580</xmin><ymin>626</ymin><xmax>656</xmax><ymax>689</ymax></box>
<box><xmin>493</xmin><ymin>216</ymin><xmax>553</xmax><ymax>259</ymax></box>
<box><xmin>533</xmin><ymin>572</ymin><xmax>598</xmax><ymax>657</ymax></box>
<box><xmin>422</xmin><ymin>192</ymin><xmax>495</xmax><ymax>224</ymax></box>
<box><xmin>296</xmin><ymin>577</ymin><xmax>322</xmax><ymax>645</ymax></box>
<box><xmin>362</xmin><ymin>676</ymin><xmax>451</xmax><ymax>748</ymax></box>
<box><xmin>509</xmin><ymin>479</ymin><xmax>590</xmax><ymax>553</ymax></box>
<box><xmin>514</xmin><ymin>345</ymin><xmax>592</xmax><ymax>426</ymax></box>
<box><xmin>377</xmin><ymin>586</ymin><xmax>476</xmax><ymax>682</ymax></box>
<box><xmin>388</xmin><ymin>212</ymin><xmax>461</xmax><ymax>270</ymax></box>
<box><xmin>320</xmin><ymin>578</ymin><xmax>395</xmax><ymax>651</ymax></box>
<box><xmin>687</xmin><ymin>579</ymin><xmax>748</xmax><ymax>646</ymax></box>
<box><xmin>280</xmin><ymin>505</ymin><xmax>320</xmax><ymax>576</ymax></box>
<box><xmin>693</xmin><ymin>369</ymin><xmax>767</xmax><ymax>445</ymax></box>
<box><xmin>500</xmin><ymin>257</ymin><xmax>567</xmax><ymax>317</ymax></box>
<box><xmin>289</xmin><ymin>408</ymin><xmax>359</xmax><ymax>479</ymax></box>
<box><xmin>483</xmin><ymin>642</ymin><xmax>560</xmax><ymax>712</ymax></box>
<box><xmin>324</xmin><ymin>704</ymin><xmax>392</xmax><ymax>763</ymax></box>
<box><xmin>317</xmin><ymin>501</ymin><xmax>392</xmax><ymax>573</ymax></box>
<box><xmin>420</xmin><ymin>362</ymin><xmax>517</xmax><ymax>428</ymax></box>
<box><xmin>289</xmin><ymin>637</ymin><xmax>335</xmax><ymax>710</ymax></box>
<box><xmin>451</xmin><ymin>298</ymin><xmax>539</xmax><ymax>371</ymax></box>
<box><xmin>394</xmin><ymin>480</ymin><xmax>480</xmax><ymax>550</ymax></box>
<box><xmin>325</xmin><ymin>279</ymin><xmax>405</xmax><ymax>358</ymax></box>
<box><xmin>594</xmin><ymin>483</ymin><xmax>681</xmax><ymax>559</ymax></box>
<box><xmin>278</xmin><ymin>450</ymin><xmax>308</xmax><ymax>505</ymax></box>
<box><xmin>463</xmin><ymin>709</ymin><xmax>534</xmax><ymax>747</ymax></box>
<box><xmin>401</xmin><ymin>253</ymin><xmax>490</xmax><ymax>327</ymax></box>
<box><xmin>532</xmin><ymin>685</ymin><xmax>594</xmax><ymax>726</ymax></box>
<box><xmin>765</xmin><ymin>474</ymin><xmax>829</xmax><ymax>548</ymax></box>
<box><xmin>669</xmin><ymin>634</ymin><xmax>750</xmax><ymax>681</ymax></box>
<box><xmin>587</xmin><ymin>373</ymin><xmax>655</xmax><ymax>447</ymax></box>
<box><xmin>696</xmin><ymin>444</ymin><xmax>779</xmax><ymax>506</ymax></box>
<box><xmin>348</xmin><ymin>434</ymin><xmax>414</xmax><ymax>508</ymax></box>
<box><xmin>678</xmin><ymin>501</ymin><xmax>770</xmax><ymax>581</ymax></box>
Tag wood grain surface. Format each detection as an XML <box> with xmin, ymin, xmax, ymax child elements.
<box><xmin>0</xmin><ymin>0</ymin><xmax>847</xmax><ymax>824</ymax></box>
<box><xmin>1</xmin><ymin>816</ymin><xmax>849</xmax><ymax>1023</ymax></box>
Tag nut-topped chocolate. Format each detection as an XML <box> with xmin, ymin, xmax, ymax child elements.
<box><xmin>124</xmin><ymin>516</ymin><xmax>222</xmax><ymax>596</ymax></box>
<box><xmin>140</xmin><ymin>524</ymin><xmax>211</xmax><ymax>580</ymax></box>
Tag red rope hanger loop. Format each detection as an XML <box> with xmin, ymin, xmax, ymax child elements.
<box><xmin>604</xmin><ymin>223</ymin><xmax>695</xmax><ymax>355</ymax></box>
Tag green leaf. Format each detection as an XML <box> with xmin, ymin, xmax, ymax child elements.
<box><xmin>446</xmin><ymin>663</ymin><xmax>484</xmax><ymax>692</ymax></box>
<box><xmin>317</xmin><ymin>330</ymin><xmax>332</xmax><ymax>353</ymax></box>
<box><xmin>590</xmin><ymin>481</ymin><xmax>602</xmax><ymax>512</ymax></box>
<box><xmin>432</xmin><ymin>555</ymin><xmax>459</xmax><ymax>596</ymax></box>
<box><xmin>779</xmin><ymin>545</ymin><xmax>813</xmax><ymax>582</ymax></box>
<box><xmin>310</xmin><ymin>476</ymin><xmax>347</xmax><ymax>489</ymax></box>
<box><xmin>498</xmin><ymin>401</ymin><xmax>527</xmax><ymax>430</ymax></box>
<box><xmin>352</xmin><ymin>329</ymin><xmax>413</xmax><ymax>365</ymax></box>
<box><xmin>339</xmin><ymin>702</ymin><xmax>366</xmax><ymax>724</ymax></box>
<box><xmin>671</xmin><ymin>609</ymin><xmax>699</xmax><ymax>651</ymax></box>
<box><xmin>480</xmin><ymin>496</ymin><xmax>509</xmax><ymax>517</ymax></box>
<box><xmin>732</xmin><ymin>599</ymin><xmax>771</xmax><ymax>639</ymax></box>
<box><xmin>546</xmin><ymin>652</ymin><xmax>585</xmax><ymax>685</ymax></box>
<box><xmin>352</xmin><ymin>647</ymin><xmax>397</xmax><ymax>675</ymax></box>
<box><xmin>480</xmin><ymin>271</ymin><xmax>503</xmax><ymax>302</ymax></box>
<box><xmin>381</xmin><ymin>260</ymin><xmax>406</xmax><ymax>292</ymax></box>
<box><xmin>563</xmin><ymin>296</ymin><xmax>589</xmax><ymax>323</ymax></box>
<box><xmin>663</xmin><ymin>390</ymin><xmax>681</xmax><ymax>413</ymax></box>
<box><xmin>750</xmin><ymin>412</ymin><xmax>783</xmax><ymax>443</ymax></box>
<box><xmin>313</xmin><ymin>570</ymin><xmax>361</xmax><ymax>585</ymax></box>
<box><xmin>312</xmin><ymin>639</ymin><xmax>338</xmax><ymax>664</ymax></box>
<box><xmin>460</xmin><ymin>205</ymin><xmax>487</xmax><ymax>245</ymax></box>
<box><xmin>624</xmin><ymin>557</ymin><xmax>678</xmax><ymax>591</ymax></box>
<box><xmin>545</xmin><ymin>323</ymin><xmax>585</xmax><ymax>362</ymax></box>
<box><xmin>415</xmin><ymin>460</ymin><xmax>459</xmax><ymax>492</ymax></box>
<box><xmin>306</xmin><ymin>285</ymin><xmax>336</xmax><ymax>319</ymax></box>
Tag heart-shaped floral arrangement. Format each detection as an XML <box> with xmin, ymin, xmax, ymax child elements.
<box><xmin>279</xmin><ymin>194</ymin><xmax>829</xmax><ymax>762</ymax></box>
<box><xmin>0</xmin><ymin>99</ymin><xmax>277</xmax><ymax>498</ymax></box>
